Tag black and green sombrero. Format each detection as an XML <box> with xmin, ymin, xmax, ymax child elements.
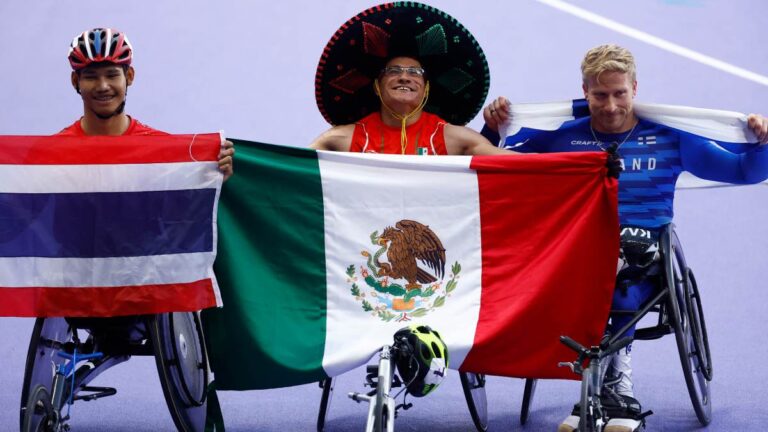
<box><xmin>315</xmin><ymin>1</ymin><xmax>490</xmax><ymax>126</ymax></box>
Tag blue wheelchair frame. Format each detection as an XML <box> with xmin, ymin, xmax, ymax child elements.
<box><xmin>20</xmin><ymin>312</ymin><xmax>210</xmax><ymax>432</ymax></box>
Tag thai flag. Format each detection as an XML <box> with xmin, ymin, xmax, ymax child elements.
<box><xmin>0</xmin><ymin>133</ymin><xmax>223</xmax><ymax>317</ymax></box>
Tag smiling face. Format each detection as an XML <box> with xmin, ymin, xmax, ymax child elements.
<box><xmin>583</xmin><ymin>70</ymin><xmax>637</xmax><ymax>133</ymax></box>
<box><xmin>376</xmin><ymin>56</ymin><xmax>427</xmax><ymax>116</ymax></box>
<box><xmin>72</xmin><ymin>63</ymin><xmax>134</xmax><ymax>119</ymax></box>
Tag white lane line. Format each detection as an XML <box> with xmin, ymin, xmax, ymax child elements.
<box><xmin>536</xmin><ymin>0</ymin><xmax>768</xmax><ymax>87</ymax></box>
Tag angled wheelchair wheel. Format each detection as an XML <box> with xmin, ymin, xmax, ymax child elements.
<box><xmin>317</xmin><ymin>377</ymin><xmax>334</xmax><ymax>431</ymax></box>
<box><xmin>22</xmin><ymin>384</ymin><xmax>57</xmax><ymax>432</ymax></box>
<box><xmin>149</xmin><ymin>312</ymin><xmax>209</xmax><ymax>432</ymax></box>
<box><xmin>20</xmin><ymin>318</ymin><xmax>71</xmax><ymax>430</ymax></box>
<box><xmin>520</xmin><ymin>378</ymin><xmax>537</xmax><ymax>425</ymax></box>
<box><xmin>686</xmin><ymin>269</ymin><xmax>713</xmax><ymax>381</ymax></box>
<box><xmin>460</xmin><ymin>372</ymin><xmax>488</xmax><ymax>432</ymax></box>
<box><xmin>664</xmin><ymin>227</ymin><xmax>712</xmax><ymax>426</ymax></box>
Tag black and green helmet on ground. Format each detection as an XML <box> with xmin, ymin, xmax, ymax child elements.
<box><xmin>394</xmin><ymin>325</ymin><xmax>449</xmax><ymax>397</ymax></box>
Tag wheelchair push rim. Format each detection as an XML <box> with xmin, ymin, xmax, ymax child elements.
<box><xmin>460</xmin><ymin>372</ymin><xmax>488</xmax><ymax>432</ymax></box>
<box><xmin>317</xmin><ymin>377</ymin><xmax>334</xmax><ymax>432</ymax></box>
<box><xmin>22</xmin><ymin>384</ymin><xmax>57</xmax><ymax>432</ymax></box>
<box><xmin>520</xmin><ymin>378</ymin><xmax>537</xmax><ymax>425</ymax></box>
<box><xmin>664</xmin><ymin>227</ymin><xmax>712</xmax><ymax>426</ymax></box>
<box><xmin>685</xmin><ymin>269</ymin><xmax>713</xmax><ymax>381</ymax></box>
<box><xmin>150</xmin><ymin>312</ymin><xmax>209</xmax><ymax>432</ymax></box>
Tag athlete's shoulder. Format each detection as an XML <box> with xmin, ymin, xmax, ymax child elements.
<box><xmin>126</xmin><ymin>118</ymin><xmax>169</xmax><ymax>136</ymax></box>
<box><xmin>637</xmin><ymin>118</ymin><xmax>675</xmax><ymax>134</ymax></box>
<box><xmin>55</xmin><ymin>119</ymin><xmax>85</xmax><ymax>136</ymax></box>
<box><xmin>518</xmin><ymin>117</ymin><xmax>591</xmax><ymax>151</ymax></box>
<box><xmin>355</xmin><ymin>112</ymin><xmax>381</xmax><ymax>126</ymax></box>
<box><xmin>421</xmin><ymin>111</ymin><xmax>447</xmax><ymax>124</ymax></box>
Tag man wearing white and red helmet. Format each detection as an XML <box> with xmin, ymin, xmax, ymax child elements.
<box><xmin>49</xmin><ymin>28</ymin><xmax>231</xmax><ymax>431</ymax></box>
<box><xmin>60</xmin><ymin>27</ymin><xmax>234</xmax><ymax>179</ymax></box>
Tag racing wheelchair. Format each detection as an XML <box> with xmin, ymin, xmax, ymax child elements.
<box><xmin>20</xmin><ymin>312</ymin><xmax>209</xmax><ymax>431</ymax></box>
<box><xmin>317</xmin><ymin>370</ymin><xmax>487</xmax><ymax>432</ymax></box>
<box><xmin>519</xmin><ymin>224</ymin><xmax>713</xmax><ymax>427</ymax></box>
<box><xmin>317</xmin><ymin>325</ymin><xmax>469</xmax><ymax>432</ymax></box>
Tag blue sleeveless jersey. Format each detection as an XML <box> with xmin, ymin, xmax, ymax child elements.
<box><xmin>497</xmin><ymin>117</ymin><xmax>768</xmax><ymax>228</ymax></box>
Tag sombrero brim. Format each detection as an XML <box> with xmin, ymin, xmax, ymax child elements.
<box><xmin>315</xmin><ymin>2</ymin><xmax>490</xmax><ymax>126</ymax></box>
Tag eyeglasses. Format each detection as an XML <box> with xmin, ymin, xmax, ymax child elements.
<box><xmin>381</xmin><ymin>66</ymin><xmax>426</xmax><ymax>77</ymax></box>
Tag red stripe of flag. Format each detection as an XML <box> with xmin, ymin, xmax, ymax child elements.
<box><xmin>0</xmin><ymin>134</ymin><xmax>221</xmax><ymax>165</ymax></box>
<box><xmin>0</xmin><ymin>279</ymin><xmax>217</xmax><ymax>317</ymax></box>
<box><xmin>463</xmin><ymin>152</ymin><xmax>619</xmax><ymax>379</ymax></box>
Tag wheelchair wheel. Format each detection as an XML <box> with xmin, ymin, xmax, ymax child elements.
<box><xmin>459</xmin><ymin>372</ymin><xmax>488</xmax><ymax>432</ymax></box>
<box><xmin>664</xmin><ymin>228</ymin><xmax>712</xmax><ymax>426</ymax></box>
<box><xmin>520</xmin><ymin>378</ymin><xmax>537</xmax><ymax>425</ymax></box>
<box><xmin>686</xmin><ymin>269</ymin><xmax>713</xmax><ymax>381</ymax></box>
<box><xmin>317</xmin><ymin>377</ymin><xmax>334</xmax><ymax>431</ymax></box>
<box><xmin>149</xmin><ymin>312</ymin><xmax>209</xmax><ymax>432</ymax></box>
<box><xmin>20</xmin><ymin>318</ymin><xmax>71</xmax><ymax>430</ymax></box>
<box><xmin>22</xmin><ymin>384</ymin><xmax>57</xmax><ymax>432</ymax></box>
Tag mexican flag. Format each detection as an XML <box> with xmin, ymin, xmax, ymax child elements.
<box><xmin>203</xmin><ymin>140</ymin><xmax>618</xmax><ymax>390</ymax></box>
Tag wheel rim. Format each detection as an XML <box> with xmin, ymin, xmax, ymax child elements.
<box><xmin>317</xmin><ymin>378</ymin><xmax>334</xmax><ymax>431</ymax></box>
<box><xmin>520</xmin><ymin>378</ymin><xmax>537</xmax><ymax>425</ymax></box>
<box><xmin>667</xmin><ymin>229</ymin><xmax>712</xmax><ymax>425</ymax></box>
<box><xmin>167</xmin><ymin>312</ymin><xmax>207</xmax><ymax>406</ymax></box>
<box><xmin>686</xmin><ymin>270</ymin><xmax>713</xmax><ymax>381</ymax></box>
<box><xmin>23</xmin><ymin>385</ymin><xmax>56</xmax><ymax>432</ymax></box>
<box><xmin>151</xmin><ymin>313</ymin><xmax>208</xmax><ymax>432</ymax></box>
<box><xmin>460</xmin><ymin>372</ymin><xmax>488</xmax><ymax>431</ymax></box>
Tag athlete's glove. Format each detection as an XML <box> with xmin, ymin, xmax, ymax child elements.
<box><xmin>605</xmin><ymin>143</ymin><xmax>623</xmax><ymax>179</ymax></box>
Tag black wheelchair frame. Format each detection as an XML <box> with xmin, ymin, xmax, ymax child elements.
<box><xmin>519</xmin><ymin>224</ymin><xmax>713</xmax><ymax>427</ymax></box>
<box><xmin>20</xmin><ymin>312</ymin><xmax>209</xmax><ymax>432</ymax></box>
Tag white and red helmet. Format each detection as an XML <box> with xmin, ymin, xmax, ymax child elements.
<box><xmin>68</xmin><ymin>28</ymin><xmax>133</xmax><ymax>71</ymax></box>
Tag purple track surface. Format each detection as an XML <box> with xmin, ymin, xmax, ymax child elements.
<box><xmin>1</xmin><ymin>1</ymin><xmax>767</xmax><ymax>430</ymax></box>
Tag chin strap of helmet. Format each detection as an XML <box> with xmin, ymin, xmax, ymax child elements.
<box><xmin>93</xmin><ymin>99</ymin><xmax>126</xmax><ymax>120</ymax></box>
<box><xmin>374</xmin><ymin>80</ymin><xmax>430</xmax><ymax>154</ymax></box>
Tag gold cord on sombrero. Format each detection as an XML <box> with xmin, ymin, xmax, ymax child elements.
<box><xmin>374</xmin><ymin>80</ymin><xmax>431</xmax><ymax>154</ymax></box>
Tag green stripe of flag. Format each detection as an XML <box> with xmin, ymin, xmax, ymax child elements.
<box><xmin>203</xmin><ymin>140</ymin><xmax>328</xmax><ymax>389</ymax></box>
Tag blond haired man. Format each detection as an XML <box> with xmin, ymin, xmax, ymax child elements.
<box><xmin>483</xmin><ymin>44</ymin><xmax>768</xmax><ymax>432</ymax></box>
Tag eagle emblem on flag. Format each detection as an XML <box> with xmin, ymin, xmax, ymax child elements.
<box><xmin>347</xmin><ymin>219</ymin><xmax>461</xmax><ymax>322</ymax></box>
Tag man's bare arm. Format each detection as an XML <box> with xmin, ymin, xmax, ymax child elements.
<box><xmin>309</xmin><ymin>124</ymin><xmax>356</xmax><ymax>151</ymax></box>
<box><xmin>444</xmin><ymin>124</ymin><xmax>519</xmax><ymax>155</ymax></box>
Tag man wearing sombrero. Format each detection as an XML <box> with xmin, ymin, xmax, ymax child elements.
<box><xmin>310</xmin><ymin>2</ymin><xmax>512</xmax><ymax>155</ymax></box>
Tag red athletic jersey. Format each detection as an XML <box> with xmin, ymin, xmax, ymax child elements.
<box><xmin>57</xmin><ymin>117</ymin><xmax>168</xmax><ymax>136</ymax></box>
<box><xmin>350</xmin><ymin>112</ymin><xmax>447</xmax><ymax>155</ymax></box>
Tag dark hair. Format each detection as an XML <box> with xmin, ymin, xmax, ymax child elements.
<box><xmin>75</xmin><ymin>62</ymin><xmax>130</xmax><ymax>76</ymax></box>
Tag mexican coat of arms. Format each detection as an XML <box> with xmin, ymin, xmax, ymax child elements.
<box><xmin>346</xmin><ymin>219</ymin><xmax>461</xmax><ymax>322</ymax></box>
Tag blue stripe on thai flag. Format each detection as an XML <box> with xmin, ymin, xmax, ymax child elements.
<box><xmin>0</xmin><ymin>189</ymin><xmax>216</xmax><ymax>258</ymax></box>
